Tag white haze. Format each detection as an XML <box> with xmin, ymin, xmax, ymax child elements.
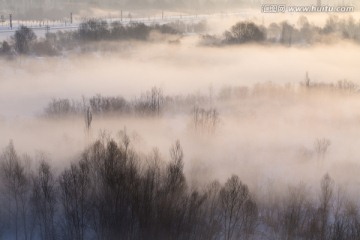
<box><xmin>1</xmin><ymin>40</ymin><xmax>359</xmax><ymax>117</ymax></box>
<box><xmin>1</xmin><ymin>18</ymin><xmax>360</xmax><ymax>198</ymax></box>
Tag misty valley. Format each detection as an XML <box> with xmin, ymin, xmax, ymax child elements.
<box><xmin>1</xmin><ymin>6</ymin><xmax>360</xmax><ymax>240</ymax></box>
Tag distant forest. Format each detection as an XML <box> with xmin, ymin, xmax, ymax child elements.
<box><xmin>1</xmin><ymin>15</ymin><xmax>360</xmax><ymax>57</ymax></box>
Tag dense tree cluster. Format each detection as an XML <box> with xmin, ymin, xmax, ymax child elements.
<box><xmin>0</xmin><ymin>20</ymin><xmax>184</xmax><ymax>56</ymax></box>
<box><xmin>1</xmin><ymin>135</ymin><xmax>360</xmax><ymax>239</ymax></box>
<box><xmin>13</xmin><ymin>25</ymin><xmax>37</xmax><ymax>54</ymax></box>
<box><xmin>224</xmin><ymin>22</ymin><xmax>265</xmax><ymax>44</ymax></box>
<box><xmin>202</xmin><ymin>15</ymin><xmax>360</xmax><ymax>46</ymax></box>
<box><xmin>0</xmin><ymin>138</ymin><xmax>259</xmax><ymax>240</ymax></box>
<box><xmin>77</xmin><ymin>20</ymin><xmax>161</xmax><ymax>41</ymax></box>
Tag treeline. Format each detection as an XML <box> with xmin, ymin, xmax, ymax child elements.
<box><xmin>0</xmin><ymin>19</ymin><xmax>203</xmax><ymax>56</ymax></box>
<box><xmin>0</xmin><ymin>138</ymin><xmax>257</xmax><ymax>240</ymax></box>
<box><xmin>202</xmin><ymin>15</ymin><xmax>360</xmax><ymax>46</ymax></box>
<box><xmin>44</xmin><ymin>87</ymin><xmax>168</xmax><ymax>118</ymax></box>
<box><xmin>3</xmin><ymin>15</ymin><xmax>360</xmax><ymax>57</ymax></box>
<box><xmin>43</xmin><ymin>86</ymin><xmax>217</xmax><ymax>118</ymax></box>
<box><xmin>1</xmin><ymin>137</ymin><xmax>360</xmax><ymax>239</ymax></box>
<box><xmin>77</xmin><ymin>19</ymin><xmax>182</xmax><ymax>41</ymax></box>
<box><xmin>43</xmin><ymin>78</ymin><xmax>359</xmax><ymax>118</ymax></box>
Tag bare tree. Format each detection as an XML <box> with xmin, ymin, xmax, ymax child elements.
<box><xmin>59</xmin><ymin>160</ymin><xmax>91</xmax><ymax>240</ymax></box>
<box><xmin>84</xmin><ymin>107</ymin><xmax>92</xmax><ymax>133</ymax></box>
<box><xmin>280</xmin><ymin>22</ymin><xmax>294</xmax><ymax>46</ymax></box>
<box><xmin>165</xmin><ymin>140</ymin><xmax>186</xmax><ymax>197</ymax></box>
<box><xmin>314</xmin><ymin>138</ymin><xmax>331</xmax><ymax>163</ymax></box>
<box><xmin>220</xmin><ymin>175</ymin><xmax>254</xmax><ymax>240</ymax></box>
<box><xmin>156</xmin><ymin>140</ymin><xmax>187</xmax><ymax>239</ymax></box>
<box><xmin>191</xmin><ymin>106</ymin><xmax>219</xmax><ymax>134</ymax></box>
<box><xmin>13</xmin><ymin>26</ymin><xmax>36</xmax><ymax>54</ymax></box>
<box><xmin>31</xmin><ymin>159</ymin><xmax>57</xmax><ymax>240</ymax></box>
<box><xmin>337</xmin><ymin>79</ymin><xmax>358</xmax><ymax>93</ymax></box>
<box><xmin>305</xmin><ymin>72</ymin><xmax>311</xmax><ymax>88</ymax></box>
<box><xmin>319</xmin><ymin>173</ymin><xmax>334</xmax><ymax>240</ymax></box>
<box><xmin>0</xmin><ymin>141</ymin><xmax>31</xmax><ymax>240</ymax></box>
<box><xmin>282</xmin><ymin>183</ymin><xmax>311</xmax><ymax>239</ymax></box>
<box><xmin>184</xmin><ymin>190</ymin><xmax>207</xmax><ymax>240</ymax></box>
<box><xmin>201</xmin><ymin>181</ymin><xmax>222</xmax><ymax>240</ymax></box>
<box><xmin>44</xmin><ymin>98</ymin><xmax>77</xmax><ymax>117</ymax></box>
<box><xmin>118</xmin><ymin>127</ymin><xmax>130</xmax><ymax>160</ymax></box>
<box><xmin>224</xmin><ymin>22</ymin><xmax>265</xmax><ymax>44</ymax></box>
<box><xmin>137</xmin><ymin>148</ymin><xmax>163</xmax><ymax>239</ymax></box>
<box><xmin>134</xmin><ymin>86</ymin><xmax>164</xmax><ymax>116</ymax></box>
<box><xmin>150</xmin><ymin>86</ymin><xmax>164</xmax><ymax>116</ymax></box>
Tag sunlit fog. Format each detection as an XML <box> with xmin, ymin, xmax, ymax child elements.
<box><xmin>1</xmin><ymin>0</ymin><xmax>360</xmax><ymax>239</ymax></box>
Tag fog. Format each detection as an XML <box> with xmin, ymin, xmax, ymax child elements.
<box><xmin>1</xmin><ymin>11</ymin><xmax>360</xmax><ymax>239</ymax></box>
<box><xmin>1</xmin><ymin>40</ymin><xmax>359</xmax><ymax>115</ymax></box>
<box><xmin>1</xmin><ymin>37</ymin><xmax>360</xmax><ymax>190</ymax></box>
